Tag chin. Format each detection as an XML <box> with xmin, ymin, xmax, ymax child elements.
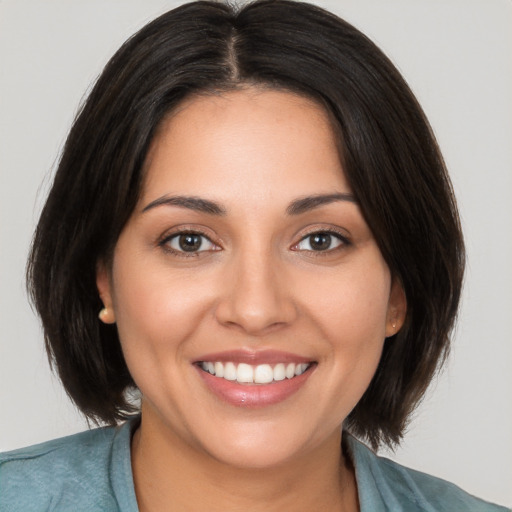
<box><xmin>191</xmin><ymin>414</ymin><xmax>332</xmax><ymax>470</ymax></box>
<box><xmin>203</xmin><ymin>435</ymin><xmax>307</xmax><ymax>470</ymax></box>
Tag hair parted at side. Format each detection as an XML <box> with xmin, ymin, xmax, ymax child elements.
<box><xmin>27</xmin><ymin>0</ymin><xmax>464</xmax><ymax>449</ymax></box>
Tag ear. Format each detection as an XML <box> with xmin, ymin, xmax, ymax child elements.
<box><xmin>385</xmin><ymin>277</ymin><xmax>407</xmax><ymax>338</ymax></box>
<box><xmin>96</xmin><ymin>261</ymin><xmax>116</xmax><ymax>324</ymax></box>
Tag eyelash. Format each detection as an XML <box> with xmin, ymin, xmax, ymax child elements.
<box><xmin>158</xmin><ymin>228</ymin><xmax>351</xmax><ymax>258</ymax></box>
<box><xmin>158</xmin><ymin>229</ymin><xmax>219</xmax><ymax>257</ymax></box>
<box><xmin>292</xmin><ymin>229</ymin><xmax>351</xmax><ymax>256</ymax></box>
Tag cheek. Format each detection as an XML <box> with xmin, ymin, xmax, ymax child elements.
<box><xmin>299</xmin><ymin>256</ymin><xmax>391</xmax><ymax>394</ymax></box>
<box><xmin>109</xmin><ymin>254</ymin><xmax>217</xmax><ymax>363</ymax></box>
<box><xmin>305</xmin><ymin>261</ymin><xmax>391</xmax><ymax>342</ymax></box>
<box><xmin>109</xmin><ymin>250</ymin><xmax>230</xmax><ymax>385</ymax></box>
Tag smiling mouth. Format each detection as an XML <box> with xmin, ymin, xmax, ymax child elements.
<box><xmin>197</xmin><ymin>361</ymin><xmax>313</xmax><ymax>384</ymax></box>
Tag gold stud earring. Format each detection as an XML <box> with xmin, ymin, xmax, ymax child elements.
<box><xmin>98</xmin><ymin>307</ymin><xmax>115</xmax><ymax>324</ymax></box>
<box><xmin>386</xmin><ymin>320</ymin><xmax>397</xmax><ymax>338</ymax></box>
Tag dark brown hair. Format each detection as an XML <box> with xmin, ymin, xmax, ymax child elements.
<box><xmin>27</xmin><ymin>0</ymin><xmax>464</xmax><ymax>449</ymax></box>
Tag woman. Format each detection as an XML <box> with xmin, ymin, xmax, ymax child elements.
<box><xmin>0</xmin><ymin>1</ymin><xmax>508</xmax><ymax>510</ymax></box>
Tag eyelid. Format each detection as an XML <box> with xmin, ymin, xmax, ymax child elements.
<box><xmin>156</xmin><ymin>224</ymin><xmax>350</xmax><ymax>256</ymax></box>
<box><xmin>291</xmin><ymin>226</ymin><xmax>351</xmax><ymax>252</ymax></box>
<box><xmin>158</xmin><ymin>226</ymin><xmax>222</xmax><ymax>256</ymax></box>
<box><xmin>294</xmin><ymin>225</ymin><xmax>350</xmax><ymax>243</ymax></box>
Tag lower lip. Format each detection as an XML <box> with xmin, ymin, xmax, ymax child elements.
<box><xmin>196</xmin><ymin>365</ymin><xmax>315</xmax><ymax>408</ymax></box>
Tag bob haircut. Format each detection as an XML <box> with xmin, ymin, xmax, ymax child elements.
<box><xmin>28</xmin><ymin>0</ymin><xmax>464</xmax><ymax>449</ymax></box>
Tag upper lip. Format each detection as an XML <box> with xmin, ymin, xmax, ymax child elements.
<box><xmin>194</xmin><ymin>349</ymin><xmax>314</xmax><ymax>365</ymax></box>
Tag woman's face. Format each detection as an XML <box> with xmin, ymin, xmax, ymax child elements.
<box><xmin>97</xmin><ymin>88</ymin><xmax>405</xmax><ymax>468</ymax></box>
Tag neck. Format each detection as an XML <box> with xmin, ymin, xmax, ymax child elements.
<box><xmin>131</xmin><ymin>411</ymin><xmax>359</xmax><ymax>512</ymax></box>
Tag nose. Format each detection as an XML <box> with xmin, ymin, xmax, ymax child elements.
<box><xmin>214</xmin><ymin>249</ymin><xmax>297</xmax><ymax>336</ymax></box>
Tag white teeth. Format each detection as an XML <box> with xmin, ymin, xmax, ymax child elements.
<box><xmin>273</xmin><ymin>363</ymin><xmax>286</xmax><ymax>381</ymax></box>
<box><xmin>223</xmin><ymin>362</ymin><xmax>237</xmax><ymax>381</ymax></box>
<box><xmin>200</xmin><ymin>361</ymin><xmax>311</xmax><ymax>383</ymax></box>
<box><xmin>214</xmin><ymin>361</ymin><xmax>224</xmax><ymax>378</ymax></box>
<box><xmin>295</xmin><ymin>363</ymin><xmax>309</xmax><ymax>376</ymax></box>
<box><xmin>254</xmin><ymin>364</ymin><xmax>273</xmax><ymax>384</ymax></box>
<box><xmin>237</xmin><ymin>363</ymin><xmax>254</xmax><ymax>383</ymax></box>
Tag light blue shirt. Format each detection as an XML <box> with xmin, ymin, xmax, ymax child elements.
<box><xmin>1</xmin><ymin>418</ymin><xmax>509</xmax><ymax>511</ymax></box>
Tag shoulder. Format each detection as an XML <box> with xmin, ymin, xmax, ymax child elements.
<box><xmin>346</xmin><ymin>434</ymin><xmax>510</xmax><ymax>512</ymax></box>
<box><xmin>0</xmin><ymin>421</ymin><xmax>138</xmax><ymax>512</ymax></box>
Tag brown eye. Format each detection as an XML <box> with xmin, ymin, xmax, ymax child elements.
<box><xmin>295</xmin><ymin>231</ymin><xmax>346</xmax><ymax>252</ymax></box>
<box><xmin>165</xmin><ymin>232</ymin><xmax>216</xmax><ymax>253</ymax></box>
<box><xmin>178</xmin><ymin>234</ymin><xmax>202</xmax><ymax>252</ymax></box>
<box><xmin>309</xmin><ymin>233</ymin><xmax>332</xmax><ymax>251</ymax></box>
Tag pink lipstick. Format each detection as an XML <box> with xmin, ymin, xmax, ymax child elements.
<box><xmin>194</xmin><ymin>350</ymin><xmax>316</xmax><ymax>408</ymax></box>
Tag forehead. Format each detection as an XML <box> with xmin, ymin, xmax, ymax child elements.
<box><xmin>141</xmin><ymin>88</ymin><xmax>350</xmax><ymax>208</ymax></box>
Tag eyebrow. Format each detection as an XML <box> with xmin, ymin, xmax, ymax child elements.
<box><xmin>141</xmin><ymin>192</ymin><xmax>357</xmax><ymax>216</ymax></box>
<box><xmin>142</xmin><ymin>195</ymin><xmax>226</xmax><ymax>215</ymax></box>
<box><xmin>286</xmin><ymin>193</ymin><xmax>357</xmax><ymax>215</ymax></box>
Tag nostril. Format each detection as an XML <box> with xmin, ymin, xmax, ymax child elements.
<box><xmin>212</xmin><ymin>255</ymin><xmax>298</xmax><ymax>334</ymax></box>
<box><xmin>214</xmin><ymin>290</ymin><xmax>296</xmax><ymax>335</ymax></box>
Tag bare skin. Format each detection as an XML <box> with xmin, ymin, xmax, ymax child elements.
<box><xmin>132</xmin><ymin>403</ymin><xmax>359</xmax><ymax>512</ymax></box>
<box><xmin>97</xmin><ymin>88</ymin><xmax>406</xmax><ymax>511</ymax></box>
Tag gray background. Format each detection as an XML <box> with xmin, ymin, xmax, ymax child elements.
<box><xmin>1</xmin><ymin>0</ymin><xmax>511</xmax><ymax>506</ymax></box>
